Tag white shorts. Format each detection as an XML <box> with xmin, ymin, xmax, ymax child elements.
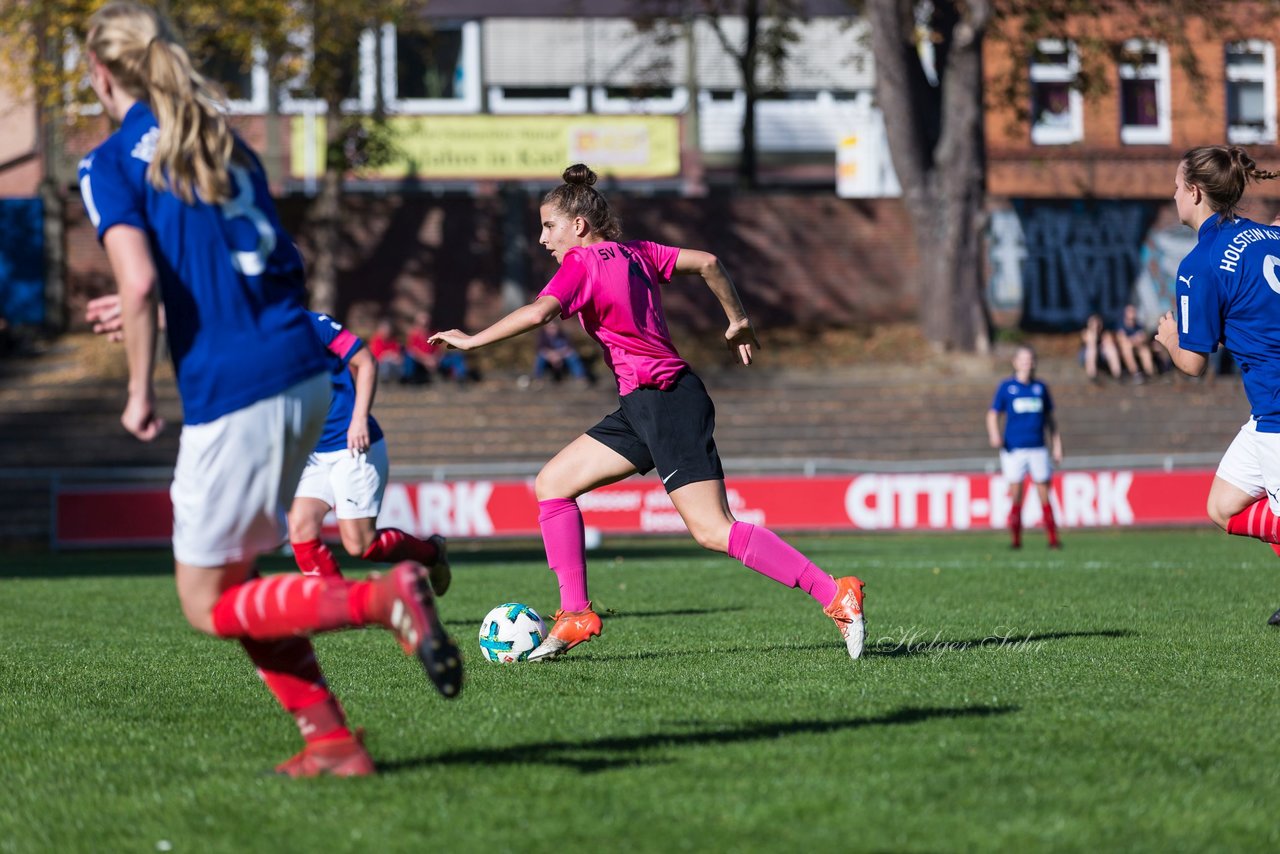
<box><xmin>294</xmin><ymin>438</ymin><xmax>390</xmax><ymax>520</ymax></box>
<box><xmin>1215</xmin><ymin>419</ymin><xmax>1280</xmax><ymax>512</ymax></box>
<box><xmin>170</xmin><ymin>373</ymin><xmax>329</xmax><ymax>567</ymax></box>
<box><xmin>1000</xmin><ymin>447</ymin><xmax>1053</xmax><ymax>484</ymax></box>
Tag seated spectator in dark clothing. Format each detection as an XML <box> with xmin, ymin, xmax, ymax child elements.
<box><xmin>1116</xmin><ymin>303</ymin><xmax>1158</xmax><ymax>384</ymax></box>
<box><xmin>1080</xmin><ymin>313</ymin><xmax>1122</xmax><ymax>382</ymax></box>
<box><xmin>533</xmin><ymin>320</ymin><xmax>589</xmax><ymax>384</ymax></box>
<box><xmin>405</xmin><ymin>310</ymin><xmax>471</xmax><ymax>385</ymax></box>
<box><xmin>368</xmin><ymin>318</ymin><xmax>407</xmax><ymax>383</ymax></box>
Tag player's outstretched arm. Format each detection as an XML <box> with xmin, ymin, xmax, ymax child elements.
<box><xmin>346</xmin><ymin>347</ymin><xmax>377</xmax><ymax>455</ymax></box>
<box><xmin>102</xmin><ymin>225</ymin><xmax>165</xmax><ymax>441</ymax></box>
<box><xmin>1155</xmin><ymin>310</ymin><xmax>1208</xmax><ymax>377</ymax></box>
<box><xmin>673</xmin><ymin>248</ymin><xmax>759</xmax><ymax>366</ymax></box>
<box><xmin>430</xmin><ymin>296</ymin><xmax>562</xmax><ymax>351</ymax></box>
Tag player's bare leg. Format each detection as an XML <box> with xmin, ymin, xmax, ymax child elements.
<box><xmin>526</xmin><ymin>435</ymin><xmax>636</xmax><ymax>661</ymax></box>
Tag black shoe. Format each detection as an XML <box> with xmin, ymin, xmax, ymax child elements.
<box><xmin>1268</xmin><ymin>608</ymin><xmax>1280</xmax><ymax>626</ymax></box>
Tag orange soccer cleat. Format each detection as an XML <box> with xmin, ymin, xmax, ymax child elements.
<box><xmin>368</xmin><ymin>561</ymin><xmax>463</xmax><ymax>698</ymax></box>
<box><xmin>274</xmin><ymin>732</ymin><xmax>375</xmax><ymax>778</ymax></box>
<box><xmin>824</xmin><ymin>576</ymin><xmax>866</xmax><ymax>661</ymax></box>
<box><xmin>526</xmin><ymin>605</ymin><xmax>602</xmax><ymax>662</ymax></box>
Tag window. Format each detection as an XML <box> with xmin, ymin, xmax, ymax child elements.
<box><xmin>201</xmin><ymin>44</ymin><xmax>268</xmax><ymax>114</ymax></box>
<box><xmin>382</xmin><ymin>21</ymin><xmax>480</xmax><ymax>114</ymax></box>
<box><xmin>1227</xmin><ymin>41</ymin><xmax>1276</xmax><ymax>144</ymax></box>
<box><xmin>592</xmin><ymin>85</ymin><xmax>688</xmax><ymax>114</ymax></box>
<box><xmin>1118</xmin><ymin>40</ymin><xmax>1171</xmax><ymax>144</ymax></box>
<box><xmin>488</xmin><ymin>85</ymin><xmax>587</xmax><ymax>114</ymax></box>
<box><xmin>280</xmin><ymin>27</ymin><xmax>370</xmax><ymax>114</ymax></box>
<box><xmin>1030</xmin><ymin>40</ymin><xmax>1082</xmax><ymax>145</ymax></box>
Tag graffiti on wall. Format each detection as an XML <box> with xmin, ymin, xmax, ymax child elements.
<box><xmin>987</xmin><ymin>200</ymin><xmax>1165</xmax><ymax>331</ymax></box>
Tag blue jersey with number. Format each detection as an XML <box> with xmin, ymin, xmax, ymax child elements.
<box><xmin>309</xmin><ymin>312</ymin><xmax>384</xmax><ymax>453</ymax></box>
<box><xmin>1176</xmin><ymin>214</ymin><xmax>1280</xmax><ymax>431</ymax></box>
<box><xmin>990</xmin><ymin>377</ymin><xmax>1053</xmax><ymax>450</ymax></box>
<box><xmin>77</xmin><ymin>102</ymin><xmax>326</xmax><ymax>425</ymax></box>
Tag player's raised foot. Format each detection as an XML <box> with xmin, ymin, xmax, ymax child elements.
<box><xmin>368</xmin><ymin>561</ymin><xmax>463</xmax><ymax>698</ymax></box>
<box><xmin>274</xmin><ymin>732</ymin><xmax>375</xmax><ymax>778</ymax></box>
<box><xmin>824</xmin><ymin>576</ymin><xmax>866</xmax><ymax>661</ymax></box>
<box><xmin>1268</xmin><ymin>607</ymin><xmax>1280</xmax><ymax>627</ymax></box>
<box><xmin>426</xmin><ymin>534</ymin><xmax>452</xmax><ymax>597</ymax></box>
<box><xmin>527</xmin><ymin>605</ymin><xmax>602</xmax><ymax>662</ymax></box>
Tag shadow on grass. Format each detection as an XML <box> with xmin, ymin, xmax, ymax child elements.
<box><xmin>379</xmin><ymin>704</ymin><xmax>1018</xmax><ymax>775</ymax></box>
<box><xmin>532</xmin><ymin>628</ymin><xmax>1133</xmax><ymax>665</ymax></box>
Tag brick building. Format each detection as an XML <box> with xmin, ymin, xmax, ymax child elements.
<box><xmin>983</xmin><ymin>10</ymin><xmax>1280</xmax><ymax>331</ymax></box>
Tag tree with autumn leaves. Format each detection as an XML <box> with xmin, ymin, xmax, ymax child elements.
<box><xmin>0</xmin><ymin>0</ymin><xmax>427</xmax><ymax>320</ymax></box>
<box><xmin>4</xmin><ymin>1</ymin><xmax>1280</xmax><ymax>348</ymax></box>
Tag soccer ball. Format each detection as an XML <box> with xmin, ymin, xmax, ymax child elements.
<box><xmin>478</xmin><ymin>603</ymin><xmax>547</xmax><ymax>663</ymax></box>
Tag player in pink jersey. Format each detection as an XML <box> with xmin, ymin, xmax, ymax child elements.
<box><xmin>431</xmin><ymin>163</ymin><xmax>865</xmax><ymax>662</ymax></box>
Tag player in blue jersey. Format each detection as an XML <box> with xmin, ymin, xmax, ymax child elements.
<box><xmin>77</xmin><ymin>1</ymin><xmax>459</xmax><ymax>777</ymax></box>
<box><xmin>986</xmin><ymin>345</ymin><xmax>1063</xmax><ymax>549</ymax></box>
<box><xmin>1155</xmin><ymin>145</ymin><xmax>1280</xmax><ymax>626</ymax></box>
<box><xmin>288</xmin><ymin>311</ymin><xmax>451</xmax><ymax>592</ymax></box>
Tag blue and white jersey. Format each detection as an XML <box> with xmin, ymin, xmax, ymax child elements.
<box><xmin>77</xmin><ymin>102</ymin><xmax>327</xmax><ymax>425</ymax></box>
<box><xmin>990</xmin><ymin>376</ymin><xmax>1053</xmax><ymax>450</ymax></box>
<box><xmin>1176</xmin><ymin>214</ymin><xmax>1280</xmax><ymax>432</ymax></box>
<box><xmin>309</xmin><ymin>312</ymin><xmax>384</xmax><ymax>453</ymax></box>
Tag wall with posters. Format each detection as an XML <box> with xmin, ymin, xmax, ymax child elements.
<box><xmin>55</xmin><ymin>469</ymin><xmax>1214</xmax><ymax>548</ymax></box>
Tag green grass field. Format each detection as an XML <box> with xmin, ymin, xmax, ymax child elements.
<box><xmin>2</xmin><ymin>528</ymin><xmax>1278</xmax><ymax>853</ymax></box>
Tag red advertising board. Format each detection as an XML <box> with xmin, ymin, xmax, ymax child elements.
<box><xmin>54</xmin><ymin>469</ymin><xmax>1217</xmax><ymax>548</ymax></box>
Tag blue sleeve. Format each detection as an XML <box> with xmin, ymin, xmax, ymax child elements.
<box><xmin>1042</xmin><ymin>384</ymin><xmax>1054</xmax><ymax>414</ymax></box>
<box><xmin>78</xmin><ymin>147</ymin><xmax>146</xmax><ymax>242</ymax></box>
<box><xmin>1176</xmin><ymin>255</ymin><xmax>1220</xmax><ymax>354</ymax></box>
<box><xmin>990</xmin><ymin>384</ymin><xmax>1008</xmax><ymax>413</ymax></box>
<box><xmin>307</xmin><ymin>311</ymin><xmax>355</xmax><ymax>362</ymax></box>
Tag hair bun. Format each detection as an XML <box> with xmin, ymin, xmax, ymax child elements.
<box><xmin>562</xmin><ymin>163</ymin><xmax>597</xmax><ymax>186</ymax></box>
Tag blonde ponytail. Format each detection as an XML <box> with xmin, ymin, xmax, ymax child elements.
<box><xmin>87</xmin><ymin>1</ymin><xmax>236</xmax><ymax>205</ymax></box>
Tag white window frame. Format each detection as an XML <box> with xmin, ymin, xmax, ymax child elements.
<box><xmin>591</xmin><ymin>85</ymin><xmax>689</xmax><ymax>115</ymax></box>
<box><xmin>381</xmin><ymin>21</ymin><xmax>481</xmax><ymax>114</ymax></box>
<box><xmin>221</xmin><ymin>44</ymin><xmax>269</xmax><ymax>115</ymax></box>
<box><xmin>1029</xmin><ymin>39</ymin><xmax>1083</xmax><ymax>145</ymax></box>
<box><xmin>488</xmin><ymin>85</ymin><xmax>588</xmax><ymax>115</ymax></box>
<box><xmin>1226</xmin><ymin>40</ymin><xmax>1276</xmax><ymax>145</ymax></box>
<box><xmin>1118</xmin><ymin>39</ymin><xmax>1171</xmax><ymax>145</ymax></box>
<box><xmin>279</xmin><ymin>27</ymin><xmax>376</xmax><ymax>115</ymax></box>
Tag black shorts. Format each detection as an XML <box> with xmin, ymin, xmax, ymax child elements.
<box><xmin>586</xmin><ymin>370</ymin><xmax>725</xmax><ymax>493</ymax></box>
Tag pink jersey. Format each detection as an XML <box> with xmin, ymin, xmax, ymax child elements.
<box><xmin>539</xmin><ymin>240</ymin><xmax>690</xmax><ymax>395</ymax></box>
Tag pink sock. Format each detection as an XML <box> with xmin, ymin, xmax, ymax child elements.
<box><xmin>538</xmin><ymin>498</ymin><xmax>590</xmax><ymax>612</ymax></box>
<box><xmin>727</xmin><ymin>521</ymin><xmax>837</xmax><ymax>606</ymax></box>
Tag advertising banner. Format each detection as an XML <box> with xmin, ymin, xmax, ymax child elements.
<box><xmin>54</xmin><ymin>469</ymin><xmax>1216</xmax><ymax>548</ymax></box>
<box><xmin>291</xmin><ymin>115</ymin><xmax>681</xmax><ymax>180</ymax></box>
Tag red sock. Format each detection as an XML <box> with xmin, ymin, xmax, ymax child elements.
<box><xmin>362</xmin><ymin>528</ymin><xmax>438</xmax><ymax>564</ymax></box>
<box><xmin>241</xmin><ymin>636</ymin><xmax>351</xmax><ymax>743</ymax></box>
<box><xmin>211</xmin><ymin>575</ymin><xmax>376</xmax><ymax>640</ymax></box>
<box><xmin>1270</xmin><ymin>543</ymin><xmax>1280</xmax><ymax>558</ymax></box>
<box><xmin>292</xmin><ymin>539</ymin><xmax>343</xmax><ymax>578</ymax></box>
<box><xmin>1041</xmin><ymin>501</ymin><xmax>1060</xmax><ymax>546</ymax></box>
<box><xmin>1008</xmin><ymin>503</ymin><xmax>1023</xmax><ymax>547</ymax></box>
<box><xmin>1227</xmin><ymin>498</ymin><xmax>1280</xmax><ymax>543</ymax></box>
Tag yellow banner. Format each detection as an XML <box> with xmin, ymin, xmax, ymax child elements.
<box><xmin>291</xmin><ymin>114</ymin><xmax>681</xmax><ymax>179</ymax></box>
